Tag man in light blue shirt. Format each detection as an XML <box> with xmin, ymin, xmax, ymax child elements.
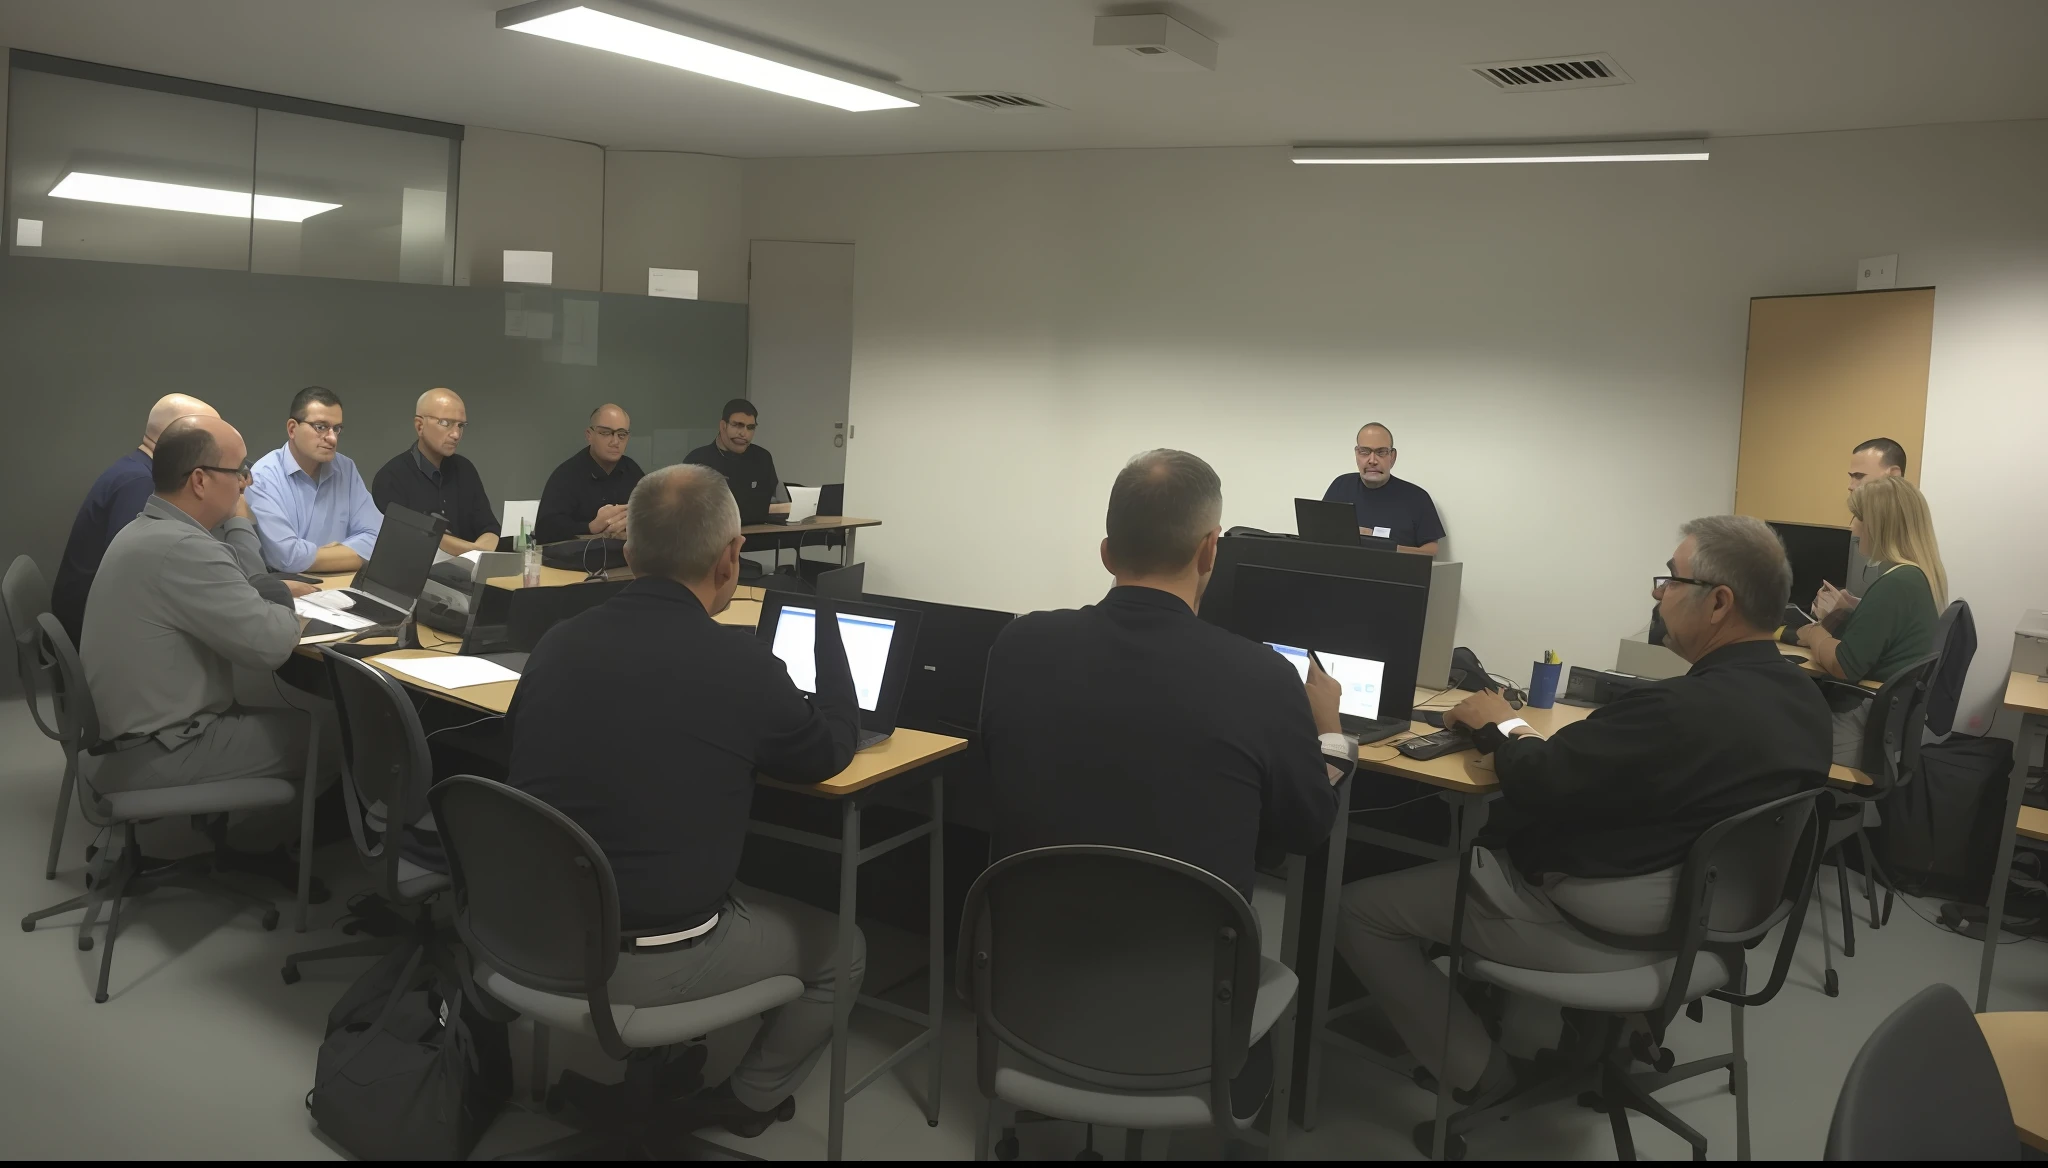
<box><xmin>246</xmin><ymin>386</ymin><xmax>382</xmax><ymax>573</ymax></box>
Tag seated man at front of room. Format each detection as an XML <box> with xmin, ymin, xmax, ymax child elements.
<box><xmin>533</xmin><ymin>403</ymin><xmax>644</xmax><ymax>544</ymax></box>
<box><xmin>246</xmin><ymin>386</ymin><xmax>383</xmax><ymax>573</ymax></box>
<box><xmin>1335</xmin><ymin>514</ymin><xmax>1829</xmax><ymax>1113</ymax></box>
<box><xmin>1322</xmin><ymin>422</ymin><xmax>1445</xmax><ymax>555</ymax></box>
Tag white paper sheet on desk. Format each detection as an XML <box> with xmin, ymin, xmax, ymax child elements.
<box><xmin>787</xmin><ymin>485</ymin><xmax>821</xmax><ymax>523</ymax></box>
<box><xmin>294</xmin><ymin>596</ymin><xmax>373</xmax><ymax>629</ymax></box>
<box><xmin>378</xmin><ymin>655</ymin><xmax>523</xmax><ymax>690</ymax></box>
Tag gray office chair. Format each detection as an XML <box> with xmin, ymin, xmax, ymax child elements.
<box><xmin>428</xmin><ymin>774</ymin><xmax>806</xmax><ymax>1156</ymax></box>
<box><xmin>1428</xmin><ymin>783</ymin><xmax>1831</xmax><ymax>1161</ymax></box>
<box><xmin>1814</xmin><ymin>653</ymin><xmax>1940</xmax><ymax>996</ymax></box>
<box><xmin>3</xmin><ymin>555</ymin><xmax>73</xmax><ymax>880</ymax></box>
<box><xmin>279</xmin><ymin>648</ymin><xmax>451</xmax><ymax>983</ymax></box>
<box><xmin>1824</xmin><ymin>983</ymin><xmax>2019</xmax><ymax>1160</ymax></box>
<box><xmin>18</xmin><ymin>614</ymin><xmax>290</xmax><ymax>1002</ymax></box>
<box><xmin>956</xmin><ymin>844</ymin><xmax>1300</xmax><ymax>1161</ymax></box>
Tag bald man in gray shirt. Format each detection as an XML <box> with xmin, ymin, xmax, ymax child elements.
<box><xmin>81</xmin><ymin>415</ymin><xmax>327</xmax><ymax>794</ymax></box>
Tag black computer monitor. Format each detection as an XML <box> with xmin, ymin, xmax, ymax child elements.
<box><xmin>1224</xmin><ymin>565</ymin><xmax>1427</xmax><ymax>728</ymax></box>
<box><xmin>1768</xmin><ymin>521</ymin><xmax>1852</xmax><ymax>611</ymax></box>
<box><xmin>1202</xmin><ymin>530</ymin><xmax>1431</xmax><ymax>629</ymax></box>
<box><xmin>865</xmin><ymin>593</ymin><xmax>1017</xmax><ymax>734</ymax></box>
<box><xmin>816</xmin><ymin>562</ymin><xmax>865</xmax><ymax>601</ymax></box>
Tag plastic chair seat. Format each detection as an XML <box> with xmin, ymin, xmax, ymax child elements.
<box><xmin>97</xmin><ymin>776</ymin><xmax>297</xmax><ymax>822</ymax></box>
<box><xmin>393</xmin><ymin>857</ymin><xmax>449</xmax><ymax>902</ymax></box>
<box><xmin>482</xmin><ymin>969</ymin><xmax>805</xmax><ymax>1048</ymax></box>
<box><xmin>1466</xmin><ymin>952</ymin><xmax>1730</xmax><ymax>1013</ymax></box>
<box><xmin>990</xmin><ymin>957</ymin><xmax>1298</xmax><ymax>1132</ymax></box>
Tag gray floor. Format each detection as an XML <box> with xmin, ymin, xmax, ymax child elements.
<box><xmin>2</xmin><ymin>691</ymin><xmax>2043</xmax><ymax>1160</ymax></box>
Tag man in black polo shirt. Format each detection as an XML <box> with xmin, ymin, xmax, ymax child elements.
<box><xmin>1336</xmin><ymin>514</ymin><xmax>1829</xmax><ymax>1104</ymax></box>
<box><xmin>683</xmin><ymin>398</ymin><xmax>787</xmax><ymax>525</ymax></box>
<box><xmin>533</xmin><ymin>403</ymin><xmax>643</xmax><ymax>544</ymax></box>
<box><xmin>1321</xmin><ymin>422</ymin><xmax>1445</xmax><ymax>555</ymax></box>
<box><xmin>505</xmin><ymin>463</ymin><xmax>862</xmax><ymax>1136</ymax></box>
<box><xmin>981</xmin><ymin>448</ymin><xmax>1351</xmax><ymax>1120</ymax></box>
<box><xmin>369</xmin><ymin>387</ymin><xmax>500</xmax><ymax>555</ymax></box>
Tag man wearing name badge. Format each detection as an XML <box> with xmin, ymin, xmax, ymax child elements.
<box><xmin>52</xmin><ymin>393</ymin><xmax>219</xmax><ymax>646</ymax></box>
<box><xmin>1321</xmin><ymin>422</ymin><xmax>1445</xmax><ymax>555</ymax></box>
<box><xmin>246</xmin><ymin>386</ymin><xmax>383</xmax><ymax>573</ymax></box>
<box><xmin>533</xmin><ymin>403</ymin><xmax>643</xmax><ymax>544</ymax></box>
<box><xmin>370</xmin><ymin>387</ymin><xmax>501</xmax><ymax>556</ymax></box>
<box><xmin>683</xmin><ymin>398</ymin><xmax>789</xmax><ymax>525</ymax></box>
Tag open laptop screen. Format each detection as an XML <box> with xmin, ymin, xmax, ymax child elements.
<box><xmin>1267</xmin><ymin>643</ymin><xmax>1386</xmax><ymax>721</ymax></box>
<box><xmin>770</xmin><ymin>606</ymin><xmax>897</xmax><ymax>712</ymax></box>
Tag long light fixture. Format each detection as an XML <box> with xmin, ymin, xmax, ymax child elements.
<box><xmin>1291</xmin><ymin>139</ymin><xmax>1709</xmax><ymax>165</ymax></box>
<box><xmin>49</xmin><ymin>172</ymin><xmax>340</xmax><ymax>222</ymax></box>
<box><xmin>497</xmin><ymin>0</ymin><xmax>919</xmax><ymax>112</ymax></box>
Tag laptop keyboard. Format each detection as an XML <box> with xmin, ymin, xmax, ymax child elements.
<box><xmin>856</xmin><ymin>729</ymin><xmax>890</xmax><ymax>751</ymax></box>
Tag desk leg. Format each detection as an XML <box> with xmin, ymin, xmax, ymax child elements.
<box><xmin>1978</xmin><ymin>711</ymin><xmax>2042</xmax><ymax>1011</ymax></box>
<box><xmin>1300</xmin><ymin>774</ymin><xmax>1353</xmax><ymax>1132</ymax></box>
<box><xmin>842</xmin><ymin>528</ymin><xmax>858</xmax><ymax>569</ymax></box>
<box><xmin>294</xmin><ymin>715</ymin><xmax>320</xmax><ymax>933</ymax></box>
<box><xmin>925</xmin><ymin>777</ymin><xmax>945</xmax><ymax>1126</ymax></box>
<box><xmin>828</xmin><ymin>798</ymin><xmax>859</xmax><ymax>1161</ymax></box>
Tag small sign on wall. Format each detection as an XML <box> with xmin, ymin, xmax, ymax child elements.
<box><xmin>648</xmin><ymin>267</ymin><xmax>699</xmax><ymax>299</ymax></box>
<box><xmin>15</xmin><ymin>219</ymin><xmax>42</xmax><ymax>247</ymax></box>
<box><xmin>1856</xmin><ymin>254</ymin><xmax>1898</xmax><ymax>290</ymax></box>
<box><xmin>504</xmin><ymin>249</ymin><xmax>553</xmax><ymax>285</ymax></box>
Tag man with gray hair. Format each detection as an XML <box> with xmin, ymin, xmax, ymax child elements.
<box><xmin>982</xmin><ymin>448</ymin><xmax>1352</xmax><ymax>1121</ymax></box>
<box><xmin>503</xmin><ymin>463</ymin><xmax>863</xmax><ymax>1138</ymax></box>
<box><xmin>1336</xmin><ymin>514</ymin><xmax>1830</xmax><ymax>1111</ymax></box>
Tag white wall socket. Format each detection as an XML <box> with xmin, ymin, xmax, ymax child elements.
<box><xmin>1856</xmin><ymin>254</ymin><xmax>1898</xmax><ymax>290</ymax></box>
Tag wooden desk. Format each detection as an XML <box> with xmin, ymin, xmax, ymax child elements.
<box><xmin>738</xmin><ymin>516</ymin><xmax>880</xmax><ymax>569</ymax></box>
<box><xmin>1978</xmin><ymin>1012</ymin><xmax>2048</xmax><ymax>1152</ymax></box>
<box><xmin>1977</xmin><ymin>673</ymin><xmax>2048</xmax><ymax>1010</ymax></box>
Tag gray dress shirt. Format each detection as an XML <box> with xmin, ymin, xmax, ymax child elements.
<box><xmin>81</xmin><ymin>496</ymin><xmax>300</xmax><ymax>745</ymax></box>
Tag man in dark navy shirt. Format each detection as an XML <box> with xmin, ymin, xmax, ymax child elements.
<box><xmin>684</xmin><ymin>398</ymin><xmax>787</xmax><ymax>526</ymax></box>
<box><xmin>1321</xmin><ymin>422</ymin><xmax>1446</xmax><ymax>555</ymax></box>
<box><xmin>370</xmin><ymin>387</ymin><xmax>500</xmax><ymax>555</ymax></box>
<box><xmin>533</xmin><ymin>403</ymin><xmax>643</xmax><ymax>544</ymax></box>
<box><xmin>52</xmin><ymin>394</ymin><xmax>218</xmax><ymax>644</ymax></box>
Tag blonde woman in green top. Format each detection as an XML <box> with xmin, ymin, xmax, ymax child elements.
<box><xmin>1797</xmin><ymin>476</ymin><xmax>1948</xmax><ymax>764</ymax></box>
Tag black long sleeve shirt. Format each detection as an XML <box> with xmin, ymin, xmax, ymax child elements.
<box><xmin>504</xmin><ymin>578</ymin><xmax>859</xmax><ymax>931</ymax></box>
<box><xmin>533</xmin><ymin>449</ymin><xmax>643</xmax><ymax>544</ymax></box>
<box><xmin>1477</xmin><ymin>639</ymin><xmax>1832</xmax><ymax>880</ymax></box>
<box><xmin>981</xmin><ymin>586</ymin><xmax>1340</xmax><ymax>898</ymax></box>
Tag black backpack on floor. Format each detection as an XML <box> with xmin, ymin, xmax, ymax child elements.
<box><xmin>1870</xmin><ymin>733</ymin><xmax>2015</xmax><ymax>904</ymax></box>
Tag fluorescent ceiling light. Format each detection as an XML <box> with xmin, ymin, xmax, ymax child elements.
<box><xmin>49</xmin><ymin>172</ymin><xmax>340</xmax><ymax>222</ymax></box>
<box><xmin>498</xmin><ymin>1</ymin><xmax>919</xmax><ymax>112</ymax></box>
<box><xmin>1291</xmin><ymin>139</ymin><xmax>1709</xmax><ymax>165</ymax></box>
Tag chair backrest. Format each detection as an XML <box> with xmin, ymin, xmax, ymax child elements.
<box><xmin>3</xmin><ymin>556</ymin><xmax>61</xmax><ymax>741</ymax></box>
<box><xmin>1924</xmin><ymin>599</ymin><xmax>1976</xmax><ymax>737</ymax></box>
<box><xmin>1824</xmin><ymin>983</ymin><xmax>2019</xmax><ymax>1160</ymax></box>
<box><xmin>957</xmin><ymin>845</ymin><xmax>1263</xmax><ymax>1117</ymax></box>
<box><xmin>320</xmin><ymin>648</ymin><xmax>437</xmax><ymax>902</ymax></box>
<box><xmin>33</xmin><ymin>612</ymin><xmax>99</xmax><ymax>757</ymax></box>
<box><xmin>500</xmin><ymin>500</ymin><xmax>539</xmax><ymax>543</ymax></box>
<box><xmin>1858</xmin><ymin>654</ymin><xmax>1940</xmax><ymax>793</ymax></box>
<box><xmin>427</xmin><ymin>774</ymin><xmax>630</xmax><ymax>1058</ymax></box>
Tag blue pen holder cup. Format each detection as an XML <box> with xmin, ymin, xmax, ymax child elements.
<box><xmin>1528</xmin><ymin>661</ymin><xmax>1562</xmax><ymax>709</ymax></box>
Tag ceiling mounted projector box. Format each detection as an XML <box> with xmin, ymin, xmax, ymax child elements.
<box><xmin>1092</xmin><ymin>13</ymin><xmax>1216</xmax><ymax>72</ymax></box>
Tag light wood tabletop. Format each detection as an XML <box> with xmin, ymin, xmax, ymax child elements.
<box><xmin>738</xmin><ymin>515</ymin><xmax>881</xmax><ymax>538</ymax></box>
<box><xmin>2006</xmin><ymin>672</ymin><xmax>2048</xmax><ymax>717</ymax></box>
<box><xmin>1977</xmin><ymin>1011</ymin><xmax>2048</xmax><ymax>1152</ymax></box>
<box><xmin>2018</xmin><ymin>805</ymin><xmax>2048</xmax><ymax>845</ymax></box>
<box><xmin>1362</xmin><ymin>687</ymin><xmax>1869</xmax><ymax>792</ymax></box>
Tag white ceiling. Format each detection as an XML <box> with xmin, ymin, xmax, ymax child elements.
<box><xmin>2</xmin><ymin>0</ymin><xmax>2046</xmax><ymax>158</ymax></box>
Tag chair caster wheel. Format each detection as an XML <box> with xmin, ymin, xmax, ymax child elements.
<box><xmin>20</xmin><ymin>919</ymin><xmax>33</xmax><ymax>933</ymax></box>
<box><xmin>78</xmin><ymin>935</ymin><xmax>94</xmax><ymax>952</ymax></box>
<box><xmin>94</xmin><ymin>991</ymin><xmax>108</xmax><ymax>1004</ymax></box>
<box><xmin>262</xmin><ymin>909</ymin><xmax>281</xmax><ymax>931</ymax></box>
<box><xmin>928</xmin><ymin>1119</ymin><xmax>939</xmax><ymax>1127</ymax></box>
<box><xmin>1824</xmin><ymin>969</ymin><xmax>1840</xmax><ymax>997</ymax></box>
<box><xmin>994</xmin><ymin>1135</ymin><xmax>1020</xmax><ymax>1160</ymax></box>
<box><xmin>281</xmin><ymin>964</ymin><xmax>301</xmax><ymax>985</ymax></box>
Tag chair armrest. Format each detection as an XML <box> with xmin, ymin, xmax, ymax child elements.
<box><xmin>1814</xmin><ymin>677</ymin><xmax>1875</xmax><ymax>703</ymax></box>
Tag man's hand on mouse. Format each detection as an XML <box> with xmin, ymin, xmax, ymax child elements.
<box><xmin>1445</xmin><ymin>688</ymin><xmax>1520</xmax><ymax>733</ymax></box>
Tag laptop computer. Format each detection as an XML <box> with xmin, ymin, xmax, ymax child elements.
<box><xmin>1294</xmin><ymin>497</ymin><xmax>1396</xmax><ymax>552</ymax></box>
<box><xmin>815</xmin><ymin>562</ymin><xmax>864</xmax><ymax>601</ymax></box>
<box><xmin>299</xmin><ymin>505</ymin><xmax>447</xmax><ymax>636</ymax></box>
<box><xmin>756</xmin><ymin>594</ymin><xmax>922</xmax><ymax>751</ymax></box>
<box><xmin>865</xmin><ymin>593</ymin><xmax>1016</xmax><ymax>735</ymax></box>
<box><xmin>1267</xmin><ymin>642</ymin><xmax>1409</xmax><ymax>745</ymax></box>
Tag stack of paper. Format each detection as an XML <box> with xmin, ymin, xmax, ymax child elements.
<box><xmin>295</xmin><ymin>595</ymin><xmax>374</xmax><ymax>630</ymax></box>
<box><xmin>377</xmin><ymin>656</ymin><xmax>523</xmax><ymax>690</ymax></box>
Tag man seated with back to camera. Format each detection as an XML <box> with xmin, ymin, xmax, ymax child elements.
<box><xmin>503</xmin><ymin>463</ymin><xmax>863</xmax><ymax>1137</ymax></box>
<box><xmin>980</xmin><ymin>448</ymin><xmax>1351</xmax><ymax>1122</ymax></box>
<box><xmin>1335</xmin><ymin>515</ymin><xmax>1830</xmax><ymax>1106</ymax></box>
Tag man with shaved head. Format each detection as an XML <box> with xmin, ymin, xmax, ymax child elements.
<box><xmin>534</xmin><ymin>402</ymin><xmax>644</xmax><ymax>544</ymax></box>
<box><xmin>371</xmin><ymin>387</ymin><xmax>501</xmax><ymax>555</ymax></box>
<box><xmin>52</xmin><ymin>394</ymin><xmax>224</xmax><ymax>643</ymax></box>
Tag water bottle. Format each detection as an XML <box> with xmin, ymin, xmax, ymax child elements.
<box><xmin>521</xmin><ymin>518</ymin><xmax>541</xmax><ymax>587</ymax></box>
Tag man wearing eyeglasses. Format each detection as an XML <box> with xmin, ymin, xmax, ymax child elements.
<box><xmin>1321</xmin><ymin>422</ymin><xmax>1445</xmax><ymax>556</ymax></box>
<box><xmin>534</xmin><ymin>403</ymin><xmax>644</xmax><ymax>544</ymax></box>
<box><xmin>371</xmin><ymin>387</ymin><xmax>500</xmax><ymax>556</ymax></box>
<box><xmin>246</xmin><ymin>386</ymin><xmax>383</xmax><ymax>573</ymax></box>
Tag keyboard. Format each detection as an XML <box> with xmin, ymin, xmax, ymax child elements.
<box><xmin>856</xmin><ymin>729</ymin><xmax>891</xmax><ymax>751</ymax></box>
<box><xmin>1398</xmin><ymin>727</ymin><xmax>1475</xmax><ymax>761</ymax></box>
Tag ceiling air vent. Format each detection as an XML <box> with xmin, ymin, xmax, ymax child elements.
<box><xmin>1470</xmin><ymin>53</ymin><xmax>1631</xmax><ymax>92</ymax></box>
<box><xmin>930</xmin><ymin>91</ymin><xmax>1065</xmax><ymax>112</ymax></box>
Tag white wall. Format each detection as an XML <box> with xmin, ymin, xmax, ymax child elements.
<box><xmin>454</xmin><ymin>125</ymin><xmax>603</xmax><ymax>290</ymax></box>
<box><xmin>743</xmin><ymin>119</ymin><xmax>2048</xmax><ymax>731</ymax></box>
<box><xmin>601</xmin><ymin>150</ymin><xmax>746</xmax><ymax>302</ymax></box>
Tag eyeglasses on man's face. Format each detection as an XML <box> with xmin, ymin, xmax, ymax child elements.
<box><xmin>197</xmin><ymin>464</ymin><xmax>253</xmax><ymax>484</ymax></box>
<box><xmin>1355</xmin><ymin>446</ymin><xmax>1394</xmax><ymax>459</ymax></box>
<box><xmin>293</xmin><ymin>419</ymin><xmax>343</xmax><ymax>438</ymax></box>
<box><xmin>591</xmin><ymin>426</ymin><xmax>630</xmax><ymax>441</ymax></box>
<box><xmin>1652</xmin><ymin>575</ymin><xmax>1720</xmax><ymax>594</ymax></box>
<box><xmin>418</xmin><ymin>415</ymin><xmax>468</xmax><ymax>433</ymax></box>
